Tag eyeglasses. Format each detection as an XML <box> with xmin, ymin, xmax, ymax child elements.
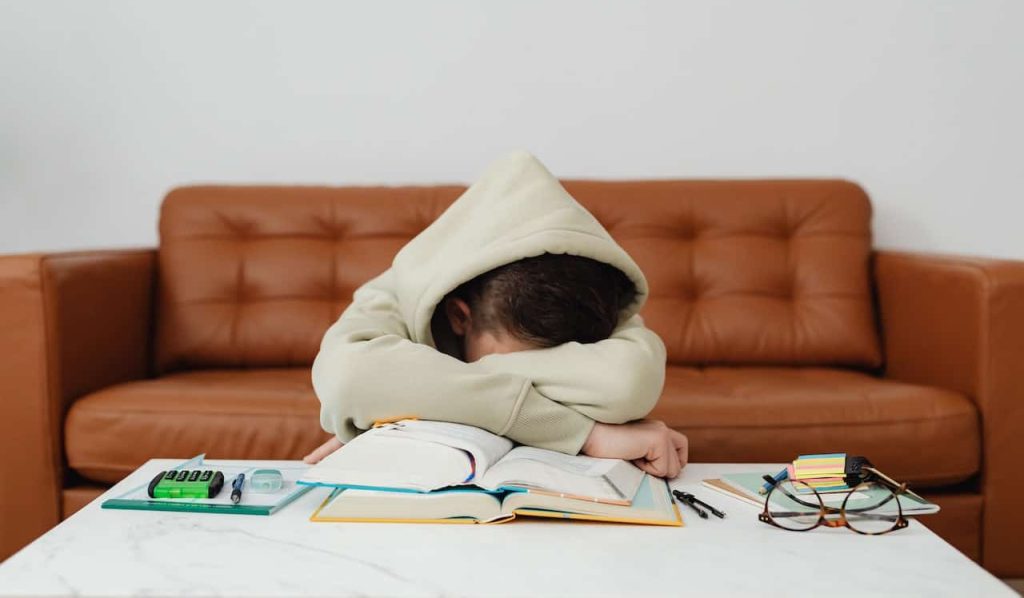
<box><xmin>758</xmin><ymin>466</ymin><xmax>911</xmax><ymax>535</ymax></box>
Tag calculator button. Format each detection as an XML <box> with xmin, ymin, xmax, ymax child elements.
<box><xmin>200</xmin><ymin>470</ymin><xmax>213</xmax><ymax>481</ymax></box>
<box><xmin>188</xmin><ymin>471</ymin><xmax>201</xmax><ymax>482</ymax></box>
<box><xmin>165</xmin><ymin>471</ymin><xmax>177</xmax><ymax>480</ymax></box>
<box><xmin>176</xmin><ymin>470</ymin><xmax>189</xmax><ymax>481</ymax></box>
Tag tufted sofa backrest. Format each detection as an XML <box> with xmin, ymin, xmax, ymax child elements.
<box><xmin>155</xmin><ymin>180</ymin><xmax>880</xmax><ymax>373</ymax></box>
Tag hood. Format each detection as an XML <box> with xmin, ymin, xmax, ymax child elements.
<box><xmin>391</xmin><ymin>150</ymin><xmax>649</xmax><ymax>346</ymax></box>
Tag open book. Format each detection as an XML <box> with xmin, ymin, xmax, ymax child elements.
<box><xmin>298</xmin><ymin>420</ymin><xmax>646</xmax><ymax>504</ymax></box>
<box><xmin>311</xmin><ymin>471</ymin><xmax>681</xmax><ymax>526</ymax></box>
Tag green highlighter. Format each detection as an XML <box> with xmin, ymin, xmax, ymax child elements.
<box><xmin>147</xmin><ymin>469</ymin><xmax>225</xmax><ymax>499</ymax></box>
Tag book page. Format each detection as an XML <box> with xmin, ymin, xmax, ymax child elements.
<box><xmin>299</xmin><ymin>420</ymin><xmax>514</xmax><ymax>492</ymax></box>
<box><xmin>502</xmin><ymin>474</ymin><xmax>681</xmax><ymax>526</ymax></box>
<box><xmin>372</xmin><ymin>420</ymin><xmax>513</xmax><ymax>476</ymax></box>
<box><xmin>315</xmin><ymin>487</ymin><xmax>503</xmax><ymax>522</ymax></box>
<box><xmin>479</xmin><ymin>447</ymin><xmax>643</xmax><ymax>503</ymax></box>
<box><xmin>495</xmin><ymin>446</ymin><xmax>620</xmax><ymax>476</ymax></box>
<box><xmin>300</xmin><ymin>432</ymin><xmax>471</xmax><ymax>491</ymax></box>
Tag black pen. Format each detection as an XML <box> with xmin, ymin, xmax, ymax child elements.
<box><xmin>680</xmin><ymin>491</ymin><xmax>726</xmax><ymax>519</ymax></box>
<box><xmin>672</xmin><ymin>490</ymin><xmax>708</xmax><ymax>519</ymax></box>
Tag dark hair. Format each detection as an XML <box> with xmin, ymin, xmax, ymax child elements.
<box><xmin>448</xmin><ymin>253</ymin><xmax>637</xmax><ymax>347</ymax></box>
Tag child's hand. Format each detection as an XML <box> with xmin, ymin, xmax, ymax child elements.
<box><xmin>581</xmin><ymin>420</ymin><xmax>688</xmax><ymax>479</ymax></box>
<box><xmin>303</xmin><ymin>437</ymin><xmax>344</xmax><ymax>464</ymax></box>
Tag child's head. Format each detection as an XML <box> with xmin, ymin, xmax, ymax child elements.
<box><xmin>442</xmin><ymin>253</ymin><xmax>637</xmax><ymax>362</ymax></box>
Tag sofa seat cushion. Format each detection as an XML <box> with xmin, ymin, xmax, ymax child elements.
<box><xmin>651</xmin><ymin>367</ymin><xmax>979</xmax><ymax>487</ymax></box>
<box><xmin>65</xmin><ymin>369</ymin><xmax>332</xmax><ymax>484</ymax></box>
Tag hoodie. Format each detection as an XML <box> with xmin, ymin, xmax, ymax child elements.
<box><xmin>311</xmin><ymin>151</ymin><xmax>667</xmax><ymax>454</ymax></box>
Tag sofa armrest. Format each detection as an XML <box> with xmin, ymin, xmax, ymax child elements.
<box><xmin>874</xmin><ymin>249</ymin><xmax>1024</xmax><ymax>575</ymax></box>
<box><xmin>0</xmin><ymin>249</ymin><xmax>155</xmax><ymax>560</ymax></box>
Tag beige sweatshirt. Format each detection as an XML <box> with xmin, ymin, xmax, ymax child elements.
<box><xmin>311</xmin><ymin>151</ymin><xmax>667</xmax><ymax>454</ymax></box>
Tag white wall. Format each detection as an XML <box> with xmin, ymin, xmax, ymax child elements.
<box><xmin>2</xmin><ymin>1</ymin><xmax>1022</xmax><ymax>258</ymax></box>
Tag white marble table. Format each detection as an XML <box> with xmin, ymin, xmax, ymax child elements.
<box><xmin>0</xmin><ymin>461</ymin><xmax>1014</xmax><ymax>597</ymax></box>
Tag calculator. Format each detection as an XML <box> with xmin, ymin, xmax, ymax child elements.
<box><xmin>147</xmin><ymin>469</ymin><xmax>225</xmax><ymax>499</ymax></box>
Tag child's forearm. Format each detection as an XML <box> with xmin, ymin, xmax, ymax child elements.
<box><xmin>313</xmin><ymin>332</ymin><xmax>597</xmax><ymax>453</ymax></box>
<box><xmin>473</xmin><ymin>314</ymin><xmax>667</xmax><ymax>423</ymax></box>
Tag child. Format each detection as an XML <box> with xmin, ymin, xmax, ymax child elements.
<box><xmin>310</xmin><ymin>151</ymin><xmax>687</xmax><ymax>477</ymax></box>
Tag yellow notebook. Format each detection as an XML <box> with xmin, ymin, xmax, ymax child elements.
<box><xmin>310</xmin><ymin>473</ymin><xmax>682</xmax><ymax>527</ymax></box>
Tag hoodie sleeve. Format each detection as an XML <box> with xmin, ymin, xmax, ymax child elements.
<box><xmin>311</xmin><ymin>269</ymin><xmax>596</xmax><ymax>454</ymax></box>
<box><xmin>473</xmin><ymin>315</ymin><xmax>667</xmax><ymax>424</ymax></box>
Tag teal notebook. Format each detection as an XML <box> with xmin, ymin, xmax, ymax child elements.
<box><xmin>720</xmin><ymin>472</ymin><xmax>940</xmax><ymax>515</ymax></box>
<box><xmin>102</xmin><ymin>455</ymin><xmax>315</xmax><ymax>516</ymax></box>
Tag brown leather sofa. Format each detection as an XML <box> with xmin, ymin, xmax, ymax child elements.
<box><xmin>2</xmin><ymin>180</ymin><xmax>1022</xmax><ymax>575</ymax></box>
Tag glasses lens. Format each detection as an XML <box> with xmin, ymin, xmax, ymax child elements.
<box><xmin>767</xmin><ymin>480</ymin><xmax>822</xmax><ymax>531</ymax></box>
<box><xmin>842</xmin><ymin>481</ymin><xmax>902</xmax><ymax>534</ymax></box>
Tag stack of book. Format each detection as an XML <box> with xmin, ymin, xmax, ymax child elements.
<box><xmin>787</xmin><ymin>453</ymin><xmax>851</xmax><ymax>494</ymax></box>
<box><xmin>699</xmin><ymin>453</ymin><xmax>941</xmax><ymax>516</ymax></box>
<box><xmin>298</xmin><ymin>420</ymin><xmax>682</xmax><ymax>526</ymax></box>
